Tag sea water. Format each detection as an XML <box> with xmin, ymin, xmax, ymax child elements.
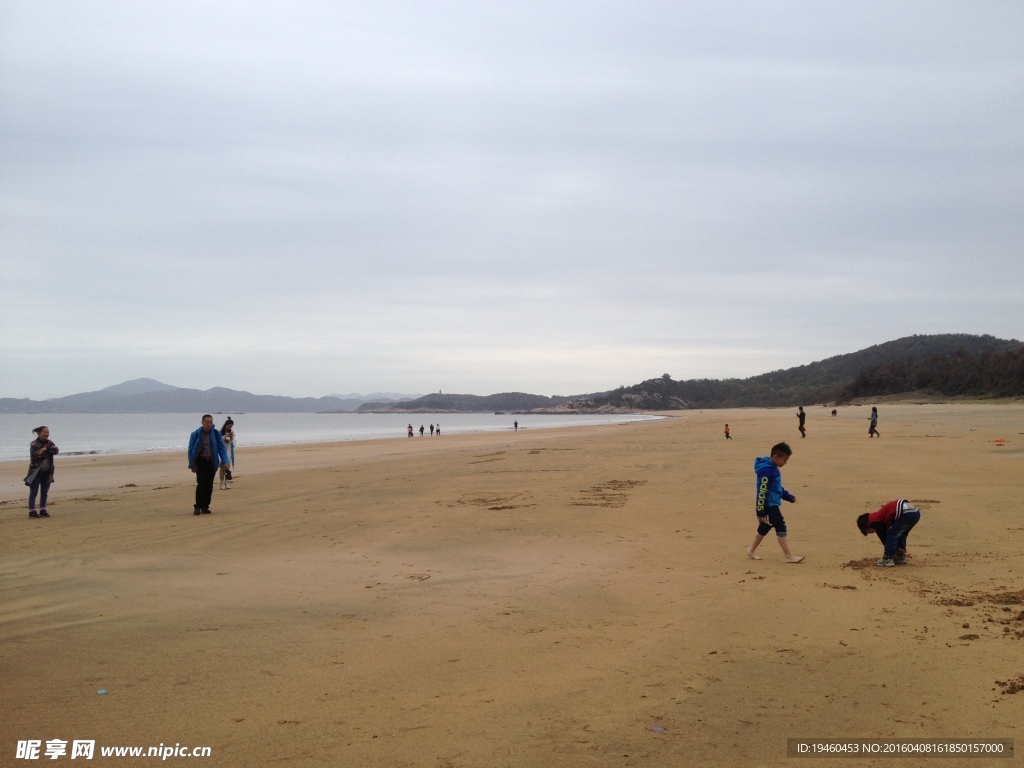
<box><xmin>0</xmin><ymin>412</ymin><xmax>661</xmax><ymax>463</ymax></box>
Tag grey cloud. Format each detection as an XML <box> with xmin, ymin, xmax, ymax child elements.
<box><xmin>2</xmin><ymin>1</ymin><xmax>1022</xmax><ymax>398</ymax></box>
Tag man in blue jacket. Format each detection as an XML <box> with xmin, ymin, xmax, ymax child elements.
<box><xmin>188</xmin><ymin>414</ymin><xmax>230</xmax><ymax>515</ymax></box>
<box><xmin>746</xmin><ymin>442</ymin><xmax>804</xmax><ymax>563</ymax></box>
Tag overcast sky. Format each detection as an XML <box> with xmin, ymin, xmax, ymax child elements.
<box><xmin>2</xmin><ymin>1</ymin><xmax>1022</xmax><ymax>400</ymax></box>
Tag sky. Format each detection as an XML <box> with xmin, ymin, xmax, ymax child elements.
<box><xmin>2</xmin><ymin>1</ymin><xmax>1022</xmax><ymax>400</ymax></box>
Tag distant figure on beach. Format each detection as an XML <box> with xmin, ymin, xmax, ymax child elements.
<box><xmin>25</xmin><ymin>426</ymin><xmax>59</xmax><ymax>518</ymax></box>
<box><xmin>188</xmin><ymin>414</ymin><xmax>229</xmax><ymax>516</ymax></box>
<box><xmin>220</xmin><ymin>418</ymin><xmax>235</xmax><ymax>490</ymax></box>
<box><xmin>796</xmin><ymin>406</ymin><xmax>806</xmax><ymax>438</ymax></box>
<box><xmin>724</xmin><ymin>424</ymin><xmax>731</xmax><ymax>440</ymax></box>
<box><xmin>407</xmin><ymin>424</ymin><xmax>414</xmax><ymax>438</ymax></box>
<box><xmin>868</xmin><ymin>407</ymin><xmax>880</xmax><ymax>438</ymax></box>
<box><xmin>831</xmin><ymin>409</ymin><xmax>837</xmax><ymax>417</ymax></box>
<box><xmin>419</xmin><ymin>424</ymin><xmax>425</xmax><ymax>437</ymax></box>
<box><xmin>430</xmin><ymin>424</ymin><xmax>434</xmax><ymax>436</ymax></box>
<box><xmin>858</xmin><ymin>499</ymin><xmax>920</xmax><ymax>567</ymax></box>
<box><xmin>514</xmin><ymin>421</ymin><xmax>518</xmax><ymax>431</ymax></box>
<box><xmin>435</xmin><ymin>423</ymin><xmax>441</xmax><ymax>436</ymax></box>
<box><xmin>747</xmin><ymin>442</ymin><xmax>803</xmax><ymax>563</ymax></box>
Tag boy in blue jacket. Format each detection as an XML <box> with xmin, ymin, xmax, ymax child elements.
<box><xmin>746</xmin><ymin>442</ymin><xmax>804</xmax><ymax>563</ymax></box>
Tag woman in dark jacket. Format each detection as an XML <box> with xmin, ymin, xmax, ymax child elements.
<box><xmin>219</xmin><ymin>418</ymin><xmax>235</xmax><ymax>490</ymax></box>
<box><xmin>25</xmin><ymin>426</ymin><xmax>59</xmax><ymax>518</ymax></box>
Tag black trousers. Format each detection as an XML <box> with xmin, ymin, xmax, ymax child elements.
<box><xmin>194</xmin><ymin>458</ymin><xmax>215</xmax><ymax>510</ymax></box>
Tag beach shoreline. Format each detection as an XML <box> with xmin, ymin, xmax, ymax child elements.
<box><xmin>2</xmin><ymin>404</ymin><xmax>1021</xmax><ymax>766</ymax></box>
<box><xmin>0</xmin><ymin>411</ymin><xmax>663</xmax><ymax>463</ymax></box>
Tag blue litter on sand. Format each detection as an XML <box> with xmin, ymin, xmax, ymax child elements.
<box><xmin>650</xmin><ymin>727</ymin><xmax>666</xmax><ymax>733</ymax></box>
<box><xmin>97</xmin><ymin>690</ymin><xmax>107</xmax><ymax>695</ymax></box>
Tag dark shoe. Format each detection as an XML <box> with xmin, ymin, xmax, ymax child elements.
<box><xmin>193</xmin><ymin>506</ymin><xmax>201</xmax><ymax>516</ymax></box>
<box><xmin>201</xmin><ymin>508</ymin><xmax>212</xmax><ymax>514</ymax></box>
<box><xmin>38</xmin><ymin>509</ymin><xmax>50</xmax><ymax>518</ymax></box>
<box><xmin>29</xmin><ymin>510</ymin><xmax>39</xmax><ymax>518</ymax></box>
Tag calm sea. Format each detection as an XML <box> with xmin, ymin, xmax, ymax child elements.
<box><xmin>0</xmin><ymin>412</ymin><xmax>660</xmax><ymax>463</ymax></box>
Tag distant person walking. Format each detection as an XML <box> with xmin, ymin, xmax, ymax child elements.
<box><xmin>724</xmin><ymin>424</ymin><xmax>731</xmax><ymax>440</ymax></box>
<box><xmin>25</xmin><ymin>426</ymin><xmax>59</xmax><ymax>518</ymax></box>
<box><xmin>407</xmin><ymin>424</ymin><xmax>414</xmax><ymax>438</ymax></box>
<box><xmin>514</xmin><ymin>421</ymin><xmax>518</xmax><ymax>431</ymax></box>
<box><xmin>868</xmin><ymin>407</ymin><xmax>880</xmax><ymax>438</ymax></box>
<box><xmin>796</xmin><ymin>406</ymin><xmax>806</xmax><ymax>438</ymax></box>
<box><xmin>188</xmin><ymin>414</ymin><xmax>229</xmax><ymax>515</ymax></box>
<box><xmin>420</xmin><ymin>424</ymin><xmax>425</xmax><ymax>436</ymax></box>
<box><xmin>430</xmin><ymin>424</ymin><xmax>434</xmax><ymax>436</ymax></box>
<box><xmin>435</xmin><ymin>423</ymin><xmax>441</xmax><ymax>436</ymax></box>
<box><xmin>219</xmin><ymin>418</ymin><xmax>235</xmax><ymax>490</ymax></box>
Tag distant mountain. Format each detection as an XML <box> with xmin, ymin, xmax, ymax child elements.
<box><xmin>327</xmin><ymin>392</ymin><xmax>422</xmax><ymax>402</ymax></box>
<box><xmin>357</xmin><ymin>391</ymin><xmax>583</xmax><ymax>413</ymax></box>
<box><xmin>1</xmin><ymin>381</ymin><xmax>383</xmax><ymax>414</ymax></box>
<box><xmin>99</xmin><ymin>378</ymin><xmax>180</xmax><ymax>395</ymax></box>
<box><xmin>5</xmin><ymin>334</ymin><xmax>1019</xmax><ymax>415</ymax></box>
<box><xmin>575</xmin><ymin>334</ymin><xmax>1024</xmax><ymax>410</ymax></box>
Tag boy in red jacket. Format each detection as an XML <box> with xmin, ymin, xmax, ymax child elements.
<box><xmin>857</xmin><ymin>499</ymin><xmax>921</xmax><ymax>567</ymax></box>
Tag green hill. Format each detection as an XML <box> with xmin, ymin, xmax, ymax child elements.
<box><xmin>838</xmin><ymin>346</ymin><xmax>1024</xmax><ymax>401</ymax></box>
<box><xmin>347</xmin><ymin>334</ymin><xmax>1024</xmax><ymax>413</ymax></box>
<box><xmin>575</xmin><ymin>334</ymin><xmax>1023</xmax><ymax>410</ymax></box>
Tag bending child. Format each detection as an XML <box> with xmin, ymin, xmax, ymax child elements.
<box><xmin>857</xmin><ymin>499</ymin><xmax>920</xmax><ymax>567</ymax></box>
<box><xmin>747</xmin><ymin>442</ymin><xmax>804</xmax><ymax>563</ymax></box>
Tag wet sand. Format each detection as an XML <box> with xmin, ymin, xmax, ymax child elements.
<box><xmin>1</xmin><ymin>404</ymin><xmax>1022</xmax><ymax>766</ymax></box>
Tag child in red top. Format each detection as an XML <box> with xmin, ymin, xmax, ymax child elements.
<box><xmin>857</xmin><ymin>499</ymin><xmax>920</xmax><ymax>567</ymax></box>
<box><xmin>724</xmin><ymin>424</ymin><xmax>731</xmax><ymax>440</ymax></box>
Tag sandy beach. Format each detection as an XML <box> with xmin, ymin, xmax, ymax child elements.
<box><xmin>2</xmin><ymin>403</ymin><xmax>1022</xmax><ymax>767</ymax></box>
